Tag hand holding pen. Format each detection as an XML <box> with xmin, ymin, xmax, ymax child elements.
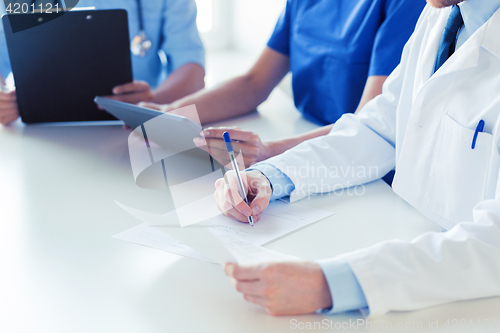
<box><xmin>216</xmin><ymin>131</ymin><xmax>273</xmax><ymax>225</ymax></box>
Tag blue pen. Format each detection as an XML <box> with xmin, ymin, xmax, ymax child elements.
<box><xmin>223</xmin><ymin>132</ymin><xmax>254</xmax><ymax>226</ymax></box>
<box><xmin>471</xmin><ymin>120</ymin><xmax>485</xmax><ymax>149</ymax></box>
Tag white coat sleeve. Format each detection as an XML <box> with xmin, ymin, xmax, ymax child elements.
<box><xmin>338</xmin><ymin>176</ymin><xmax>500</xmax><ymax>317</ymax></box>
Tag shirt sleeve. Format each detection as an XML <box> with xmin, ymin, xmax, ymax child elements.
<box><xmin>317</xmin><ymin>258</ymin><xmax>368</xmax><ymax>314</ymax></box>
<box><xmin>368</xmin><ymin>0</ymin><xmax>426</xmax><ymax>76</ymax></box>
<box><xmin>0</xmin><ymin>3</ymin><xmax>12</xmax><ymax>79</ymax></box>
<box><xmin>160</xmin><ymin>0</ymin><xmax>205</xmax><ymax>74</ymax></box>
<box><xmin>248</xmin><ymin>163</ymin><xmax>295</xmax><ymax>201</ymax></box>
<box><xmin>266</xmin><ymin>0</ymin><xmax>292</xmax><ymax>56</ymax></box>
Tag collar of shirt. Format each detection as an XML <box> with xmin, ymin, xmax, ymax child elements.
<box><xmin>456</xmin><ymin>0</ymin><xmax>500</xmax><ymax>48</ymax></box>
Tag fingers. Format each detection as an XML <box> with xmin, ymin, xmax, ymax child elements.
<box><xmin>0</xmin><ymin>112</ymin><xmax>19</xmax><ymax>125</ymax></box>
<box><xmin>193</xmin><ymin>137</ymin><xmax>231</xmax><ymax>168</ymax></box>
<box><xmin>216</xmin><ymin>178</ymin><xmax>240</xmax><ymax>218</ymax></box>
<box><xmin>113</xmin><ymin>80</ymin><xmax>150</xmax><ymax>95</ymax></box>
<box><xmin>0</xmin><ymin>102</ymin><xmax>18</xmax><ymax>111</ymax></box>
<box><xmin>225</xmin><ymin>263</ymin><xmax>262</xmax><ymax>280</ymax></box>
<box><xmin>108</xmin><ymin>81</ymin><xmax>153</xmax><ymax>104</ymax></box>
<box><xmin>249</xmin><ymin>181</ymin><xmax>272</xmax><ymax>216</ymax></box>
<box><xmin>104</xmin><ymin>92</ymin><xmax>153</xmax><ymax>105</ymax></box>
<box><xmin>193</xmin><ymin>137</ymin><xmax>208</xmax><ymax>149</ymax></box>
<box><xmin>0</xmin><ymin>92</ymin><xmax>19</xmax><ymax>125</ymax></box>
<box><xmin>0</xmin><ymin>90</ymin><xmax>16</xmax><ymax>102</ymax></box>
<box><xmin>193</xmin><ymin>137</ymin><xmax>253</xmax><ymax>169</ymax></box>
<box><xmin>225</xmin><ymin>187</ymin><xmax>252</xmax><ymax>217</ymax></box>
<box><xmin>194</xmin><ymin>137</ymin><xmax>226</xmax><ymax>151</ymax></box>
<box><xmin>217</xmin><ymin>202</ymin><xmax>248</xmax><ymax>222</ymax></box>
<box><xmin>138</xmin><ymin>102</ymin><xmax>163</xmax><ymax>111</ymax></box>
<box><xmin>234</xmin><ymin>280</ymin><xmax>266</xmax><ymax>297</ymax></box>
<box><xmin>201</xmin><ymin>127</ymin><xmax>257</xmax><ymax>142</ymax></box>
<box><xmin>223</xmin><ymin>172</ymin><xmax>252</xmax><ymax>215</ymax></box>
<box><xmin>214</xmin><ymin>171</ymin><xmax>270</xmax><ymax>223</ymax></box>
<box><xmin>242</xmin><ymin>170</ymin><xmax>272</xmax><ymax>215</ymax></box>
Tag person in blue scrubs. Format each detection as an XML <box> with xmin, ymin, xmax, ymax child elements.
<box><xmin>0</xmin><ymin>0</ymin><xmax>205</xmax><ymax>125</ymax></box>
<box><xmin>146</xmin><ymin>0</ymin><xmax>426</xmax><ymax>169</ymax></box>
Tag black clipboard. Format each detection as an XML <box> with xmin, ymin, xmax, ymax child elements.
<box><xmin>2</xmin><ymin>10</ymin><xmax>133</xmax><ymax>123</ymax></box>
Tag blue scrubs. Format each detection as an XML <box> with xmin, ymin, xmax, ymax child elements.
<box><xmin>268</xmin><ymin>0</ymin><xmax>426</xmax><ymax>125</ymax></box>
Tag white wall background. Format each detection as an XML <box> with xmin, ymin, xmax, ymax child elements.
<box><xmin>197</xmin><ymin>0</ymin><xmax>286</xmax><ymax>55</ymax></box>
<box><xmin>195</xmin><ymin>0</ymin><xmax>290</xmax><ymax>90</ymax></box>
<box><xmin>231</xmin><ymin>0</ymin><xmax>286</xmax><ymax>54</ymax></box>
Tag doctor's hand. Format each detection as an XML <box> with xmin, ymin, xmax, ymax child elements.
<box><xmin>0</xmin><ymin>89</ymin><xmax>19</xmax><ymax>125</ymax></box>
<box><xmin>138</xmin><ymin>102</ymin><xmax>202</xmax><ymax>123</ymax></box>
<box><xmin>106</xmin><ymin>80</ymin><xmax>154</xmax><ymax>105</ymax></box>
<box><xmin>121</xmin><ymin>102</ymin><xmax>199</xmax><ymax>130</ymax></box>
<box><xmin>215</xmin><ymin>170</ymin><xmax>272</xmax><ymax>223</ymax></box>
<box><xmin>195</xmin><ymin>127</ymin><xmax>273</xmax><ymax>169</ymax></box>
<box><xmin>225</xmin><ymin>262</ymin><xmax>332</xmax><ymax>316</ymax></box>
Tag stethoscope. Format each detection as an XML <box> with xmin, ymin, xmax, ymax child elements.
<box><xmin>130</xmin><ymin>0</ymin><xmax>152</xmax><ymax>57</ymax></box>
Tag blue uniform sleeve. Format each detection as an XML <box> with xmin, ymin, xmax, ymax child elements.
<box><xmin>368</xmin><ymin>0</ymin><xmax>426</xmax><ymax>76</ymax></box>
<box><xmin>248</xmin><ymin>163</ymin><xmax>295</xmax><ymax>201</ymax></box>
<box><xmin>317</xmin><ymin>258</ymin><xmax>369</xmax><ymax>314</ymax></box>
<box><xmin>161</xmin><ymin>0</ymin><xmax>205</xmax><ymax>74</ymax></box>
<box><xmin>266</xmin><ymin>0</ymin><xmax>291</xmax><ymax>56</ymax></box>
<box><xmin>0</xmin><ymin>3</ymin><xmax>12</xmax><ymax>78</ymax></box>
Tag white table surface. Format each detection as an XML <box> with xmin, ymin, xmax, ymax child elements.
<box><xmin>1</xmin><ymin>87</ymin><xmax>499</xmax><ymax>332</ymax></box>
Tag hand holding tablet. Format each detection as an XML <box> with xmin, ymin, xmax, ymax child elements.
<box><xmin>94</xmin><ymin>97</ymin><xmax>203</xmax><ymax>151</ymax></box>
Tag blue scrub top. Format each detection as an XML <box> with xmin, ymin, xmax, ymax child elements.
<box><xmin>268</xmin><ymin>0</ymin><xmax>426</xmax><ymax>125</ymax></box>
<box><xmin>0</xmin><ymin>0</ymin><xmax>205</xmax><ymax>88</ymax></box>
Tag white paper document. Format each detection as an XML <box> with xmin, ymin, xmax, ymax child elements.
<box><xmin>113</xmin><ymin>224</ymin><xmax>215</xmax><ymax>263</ymax></box>
<box><xmin>113</xmin><ymin>201</ymin><xmax>334</xmax><ymax>264</ymax></box>
<box><xmin>115</xmin><ymin>200</ymin><xmax>334</xmax><ymax>246</ymax></box>
<box><xmin>113</xmin><ymin>223</ymin><xmax>300</xmax><ymax>265</ymax></box>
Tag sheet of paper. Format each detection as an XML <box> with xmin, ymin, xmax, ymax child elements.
<box><xmin>113</xmin><ymin>223</ymin><xmax>299</xmax><ymax>265</ymax></box>
<box><xmin>112</xmin><ymin>223</ymin><xmax>215</xmax><ymax>263</ymax></box>
<box><xmin>155</xmin><ymin>224</ymin><xmax>302</xmax><ymax>265</ymax></box>
<box><xmin>204</xmin><ymin>200</ymin><xmax>335</xmax><ymax>245</ymax></box>
<box><xmin>153</xmin><ymin>225</ymin><xmax>237</xmax><ymax>265</ymax></box>
<box><xmin>216</xmin><ymin>233</ymin><xmax>300</xmax><ymax>265</ymax></box>
<box><xmin>115</xmin><ymin>200</ymin><xmax>334</xmax><ymax>246</ymax></box>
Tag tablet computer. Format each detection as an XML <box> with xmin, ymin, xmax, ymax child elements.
<box><xmin>95</xmin><ymin>97</ymin><xmax>224</xmax><ymax>186</ymax></box>
<box><xmin>2</xmin><ymin>10</ymin><xmax>132</xmax><ymax>123</ymax></box>
<box><xmin>94</xmin><ymin>96</ymin><xmax>164</xmax><ymax>130</ymax></box>
<box><xmin>94</xmin><ymin>97</ymin><xmax>202</xmax><ymax>133</ymax></box>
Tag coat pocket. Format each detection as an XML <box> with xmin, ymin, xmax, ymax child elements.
<box><xmin>424</xmin><ymin>114</ymin><xmax>494</xmax><ymax>223</ymax></box>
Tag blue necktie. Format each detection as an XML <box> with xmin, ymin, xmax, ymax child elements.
<box><xmin>433</xmin><ymin>5</ymin><xmax>464</xmax><ymax>74</ymax></box>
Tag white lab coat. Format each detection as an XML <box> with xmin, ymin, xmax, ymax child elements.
<box><xmin>262</xmin><ymin>5</ymin><xmax>500</xmax><ymax>316</ymax></box>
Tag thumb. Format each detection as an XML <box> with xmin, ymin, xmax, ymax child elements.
<box><xmin>139</xmin><ymin>102</ymin><xmax>162</xmax><ymax>111</ymax></box>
